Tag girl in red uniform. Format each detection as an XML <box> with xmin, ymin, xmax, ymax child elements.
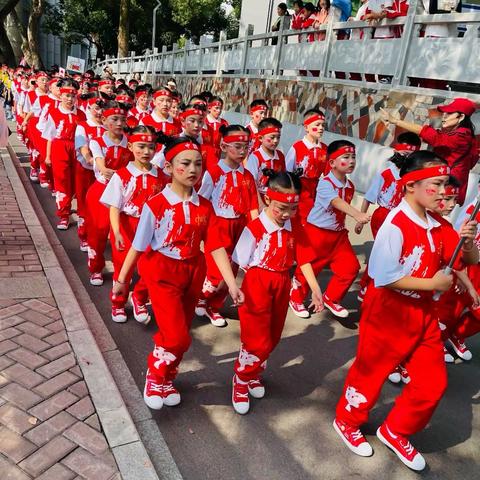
<box><xmin>140</xmin><ymin>87</ymin><xmax>181</xmax><ymax>135</ymax></box>
<box><xmin>203</xmin><ymin>96</ymin><xmax>228</xmax><ymax>156</ymax></box>
<box><xmin>128</xmin><ymin>87</ymin><xmax>151</xmax><ymax>123</ymax></box>
<box><xmin>196</xmin><ymin>125</ymin><xmax>259</xmax><ymax>327</ymax></box>
<box><xmin>74</xmin><ymin>96</ymin><xmax>105</xmax><ymax>251</ymax></box>
<box><xmin>86</xmin><ymin>102</ymin><xmax>133</xmax><ymax>286</ymax></box>
<box><xmin>246</xmin><ymin>117</ymin><xmax>285</xmax><ymax>201</ymax></box>
<box><xmin>285</xmin><ymin>108</ymin><xmax>328</xmax><ymax>230</ymax></box>
<box><xmin>209</xmin><ymin>170</ymin><xmax>324</xmax><ymax>414</ymax></box>
<box><xmin>289</xmin><ymin>141</ymin><xmax>370</xmax><ymax>319</ymax></box>
<box><xmin>42</xmin><ymin>79</ymin><xmax>86</xmax><ymax>229</ymax></box>
<box><xmin>101</xmin><ymin>126</ymin><xmax>167</xmax><ymax>323</ymax></box>
<box><xmin>333</xmin><ymin>151</ymin><xmax>478</xmax><ymax>471</ymax></box>
<box><xmin>112</xmin><ymin>136</ymin><xmax>218</xmax><ymax>411</ymax></box>
<box><xmin>245</xmin><ymin>99</ymin><xmax>268</xmax><ymax>153</ymax></box>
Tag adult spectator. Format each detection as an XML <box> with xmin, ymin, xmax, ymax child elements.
<box><xmin>292</xmin><ymin>1</ymin><xmax>306</xmax><ymax>31</ymax></box>
<box><xmin>103</xmin><ymin>65</ymin><xmax>114</xmax><ymax>79</ymax></box>
<box><xmin>314</xmin><ymin>0</ymin><xmax>331</xmax><ymax>40</ymax></box>
<box><xmin>381</xmin><ymin>98</ymin><xmax>478</xmax><ymax>205</ymax></box>
<box><xmin>271</xmin><ymin>3</ymin><xmax>291</xmax><ymax>45</ymax></box>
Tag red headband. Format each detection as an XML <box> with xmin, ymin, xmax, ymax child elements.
<box><xmin>250</xmin><ymin>105</ymin><xmax>267</xmax><ymax>113</ymax></box>
<box><xmin>223</xmin><ymin>133</ymin><xmax>249</xmax><ymax>143</ymax></box>
<box><xmin>98</xmin><ymin>80</ymin><xmax>113</xmax><ymax>87</ymax></box>
<box><xmin>87</xmin><ymin>97</ymin><xmax>100</xmax><ymax>106</ymax></box>
<box><xmin>48</xmin><ymin>79</ymin><xmax>58</xmax><ymax>86</ymax></box>
<box><xmin>401</xmin><ymin>166</ymin><xmax>450</xmax><ymax>186</ymax></box>
<box><xmin>258</xmin><ymin>127</ymin><xmax>280</xmax><ymax>136</ymax></box>
<box><xmin>36</xmin><ymin>72</ymin><xmax>48</xmax><ymax>80</ymax></box>
<box><xmin>208</xmin><ymin>101</ymin><xmax>223</xmax><ymax>108</ymax></box>
<box><xmin>179</xmin><ymin>108</ymin><xmax>205</xmax><ymax>119</ymax></box>
<box><xmin>116</xmin><ymin>95</ymin><xmax>132</xmax><ymax>103</ymax></box>
<box><xmin>444</xmin><ymin>185</ymin><xmax>459</xmax><ymax>196</ymax></box>
<box><xmin>265</xmin><ymin>188</ymin><xmax>299</xmax><ymax>204</ymax></box>
<box><xmin>135</xmin><ymin>91</ymin><xmax>148</xmax><ymax>99</ymax></box>
<box><xmin>329</xmin><ymin>145</ymin><xmax>355</xmax><ymax>160</ymax></box>
<box><xmin>103</xmin><ymin>108</ymin><xmax>126</xmax><ymax>118</ymax></box>
<box><xmin>164</xmin><ymin>141</ymin><xmax>201</xmax><ymax>163</ymax></box>
<box><xmin>304</xmin><ymin>114</ymin><xmax>325</xmax><ymax>126</ymax></box>
<box><xmin>129</xmin><ymin>133</ymin><xmax>156</xmax><ymax>143</ymax></box>
<box><xmin>393</xmin><ymin>143</ymin><xmax>420</xmax><ymax>152</ymax></box>
<box><xmin>153</xmin><ymin>89</ymin><xmax>172</xmax><ymax>99</ymax></box>
<box><xmin>59</xmin><ymin>87</ymin><xmax>77</xmax><ymax>94</ymax></box>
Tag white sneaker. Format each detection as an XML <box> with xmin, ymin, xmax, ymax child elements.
<box><xmin>448</xmin><ymin>335</ymin><xmax>473</xmax><ymax>361</ymax></box>
<box><xmin>248</xmin><ymin>378</ymin><xmax>265</xmax><ymax>399</ymax></box>
<box><xmin>131</xmin><ymin>295</ymin><xmax>150</xmax><ymax>324</ymax></box>
<box><xmin>205</xmin><ymin>307</ymin><xmax>227</xmax><ymax>327</ymax></box>
<box><xmin>144</xmin><ymin>370</ymin><xmax>163</xmax><ymax>410</ymax></box>
<box><xmin>333</xmin><ymin>418</ymin><xmax>373</xmax><ymax>457</ymax></box>
<box><xmin>388</xmin><ymin>368</ymin><xmax>401</xmax><ymax>384</ymax></box>
<box><xmin>162</xmin><ymin>381</ymin><xmax>181</xmax><ymax>406</ymax></box>
<box><xmin>111</xmin><ymin>307</ymin><xmax>127</xmax><ymax>323</ymax></box>
<box><xmin>289</xmin><ymin>300</ymin><xmax>310</xmax><ymax>318</ymax></box>
<box><xmin>89</xmin><ymin>273</ymin><xmax>104</xmax><ymax>286</ymax></box>
<box><xmin>232</xmin><ymin>375</ymin><xmax>250</xmax><ymax>415</ymax></box>
<box><xmin>195</xmin><ymin>298</ymin><xmax>207</xmax><ymax>316</ymax></box>
<box><xmin>444</xmin><ymin>346</ymin><xmax>455</xmax><ymax>363</ymax></box>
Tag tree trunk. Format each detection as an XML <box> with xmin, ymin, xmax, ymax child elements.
<box><xmin>5</xmin><ymin>7</ymin><xmax>27</xmax><ymax>64</ymax></box>
<box><xmin>117</xmin><ymin>0</ymin><xmax>129</xmax><ymax>57</ymax></box>
<box><xmin>0</xmin><ymin>0</ymin><xmax>20</xmax><ymax>64</ymax></box>
<box><xmin>27</xmin><ymin>0</ymin><xmax>44</xmax><ymax>69</ymax></box>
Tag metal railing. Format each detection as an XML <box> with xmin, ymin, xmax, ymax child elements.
<box><xmin>93</xmin><ymin>5</ymin><xmax>480</xmax><ymax>92</ymax></box>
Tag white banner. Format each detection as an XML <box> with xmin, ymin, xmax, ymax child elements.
<box><xmin>66</xmin><ymin>56</ymin><xmax>86</xmax><ymax>74</ymax></box>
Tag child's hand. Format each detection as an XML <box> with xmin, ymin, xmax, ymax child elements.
<box><xmin>45</xmin><ymin>156</ymin><xmax>51</xmax><ymax>166</ymax></box>
<box><xmin>432</xmin><ymin>270</ymin><xmax>454</xmax><ymax>292</ymax></box>
<box><xmin>459</xmin><ymin>220</ymin><xmax>478</xmax><ymax>243</ymax></box>
<box><xmin>468</xmin><ymin>287</ymin><xmax>480</xmax><ymax>308</ymax></box>
<box><xmin>354</xmin><ymin>212</ymin><xmax>371</xmax><ymax>225</ymax></box>
<box><xmin>112</xmin><ymin>281</ymin><xmax>128</xmax><ymax>297</ymax></box>
<box><xmin>101</xmin><ymin>168</ymin><xmax>115</xmax><ymax>180</ymax></box>
<box><xmin>309</xmin><ymin>290</ymin><xmax>324</xmax><ymax>313</ymax></box>
<box><xmin>229</xmin><ymin>286</ymin><xmax>245</xmax><ymax>307</ymax></box>
<box><xmin>354</xmin><ymin>222</ymin><xmax>365</xmax><ymax>234</ymax></box>
<box><xmin>115</xmin><ymin>232</ymin><xmax>125</xmax><ymax>251</ymax></box>
<box><xmin>379</xmin><ymin>107</ymin><xmax>398</xmax><ymax>125</ymax></box>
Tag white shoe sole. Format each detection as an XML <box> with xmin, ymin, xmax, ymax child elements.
<box><xmin>376</xmin><ymin>427</ymin><xmax>426</xmax><ymax>471</ymax></box>
<box><xmin>324</xmin><ymin>302</ymin><xmax>349</xmax><ymax>318</ymax></box>
<box><xmin>232</xmin><ymin>378</ymin><xmax>249</xmax><ymax>415</ymax></box>
<box><xmin>448</xmin><ymin>339</ymin><xmax>472</xmax><ymax>361</ymax></box>
<box><xmin>112</xmin><ymin>315</ymin><xmax>127</xmax><ymax>323</ymax></box>
<box><xmin>57</xmin><ymin>224</ymin><xmax>69</xmax><ymax>231</ymax></box>
<box><xmin>333</xmin><ymin>420</ymin><xmax>373</xmax><ymax>457</ymax></box>
<box><xmin>40</xmin><ymin>183</ymin><xmax>50</xmax><ymax>188</ymax></box>
<box><xmin>289</xmin><ymin>301</ymin><xmax>310</xmax><ymax>318</ymax></box>
<box><xmin>195</xmin><ymin>306</ymin><xmax>206</xmax><ymax>316</ymax></box>
<box><xmin>163</xmin><ymin>393</ymin><xmax>181</xmax><ymax>407</ymax></box>
<box><xmin>79</xmin><ymin>244</ymin><xmax>89</xmax><ymax>252</ymax></box>
<box><xmin>444</xmin><ymin>353</ymin><xmax>455</xmax><ymax>363</ymax></box>
<box><xmin>248</xmin><ymin>385</ymin><xmax>265</xmax><ymax>399</ymax></box>
<box><xmin>90</xmin><ymin>278</ymin><xmax>104</xmax><ymax>286</ymax></box>
<box><xmin>205</xmin><ymin>311</ymin><xmax>227</xmax><ymax>327</ymax></box>
<box><xmin>143</xmin><ymin>384</ymin><xmax>163</xmax><ymax>410</ymax></box>
<box><xmin>388</xmin><ymin>373</ymin><xmax>401</xmax><ymax>384</ymax></box>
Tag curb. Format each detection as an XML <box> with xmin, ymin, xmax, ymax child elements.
<box><xmin>3</xmin><ymin>142</ymin><xmax>182</xmax><ymax>480</ymax></box>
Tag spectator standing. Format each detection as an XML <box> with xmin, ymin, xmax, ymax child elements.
<box><xmin>292</xmin><ymin>1</ymin><xmax>306</xmax><ymax>31</ymax></box>
<box><xmin>314</xmin><ymin>0</ymin><xmax>331</xmax><ymax>40</ymax></box>
<box><xmin>271</xmin><ymin>3</ymin><xmax>291</xmax><ymax>45</ymax></box>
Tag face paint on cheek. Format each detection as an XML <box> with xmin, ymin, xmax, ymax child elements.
<box><xmin>426</xmin><ymin>188</ymin><xmax>437</xmax><ymax>196</ymax></box>
<box><xmin>175</xmin><ymin>166</ymin><xmax>186</xmax><ymax>175</ymax></box>
<box><xmin>311</xmin><ymin>127</ymin><xmax>319</xmax><ymax>132</ymax></box>
<box><xmin>438</xmin><ymin>201</ymin><xmax>445</xmax><ymax>210</ymax></box>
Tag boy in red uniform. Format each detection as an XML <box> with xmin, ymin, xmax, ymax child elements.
<box><xmin>203</xmin><ymin>96</ymin><xmax>228</xmax><ymax>156</ymax></box>
<box><xmin>333</xmin><ymin>151</ymin><xmax>478</xmax><ymax>471</ymax></box>
<box><xmin>245</xmin><ymin>99</ymin><xmax>268</xmax><ymax>153</ymax></box>
<box><xmin>289</xmin><ymin>141</ymin><xmax>370</xmax><ymax>319</ymax></box>
<box><xmin>129</xmin><ymin>86</ymin><xmax>151</xmax><ymax>123</ymax></box>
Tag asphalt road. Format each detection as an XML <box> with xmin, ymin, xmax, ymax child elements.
<box><xmin>21</xmin><ymin>153</ymin><xmax>480</xmax><ymax>480</ymax></box>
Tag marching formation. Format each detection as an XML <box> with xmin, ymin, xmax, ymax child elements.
<box><xmin>8</xmin><ymin>64</ymin><xmax>480</xmax><ymax>473</ymax></box>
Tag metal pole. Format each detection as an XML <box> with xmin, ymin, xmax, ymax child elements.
<box><xmin>152</xmin><ymin>1</ymin><xmax>162</xmax><ymax>53</ymax></box>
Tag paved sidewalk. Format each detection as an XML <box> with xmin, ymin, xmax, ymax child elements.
<box><xmin>0</xmin><ymin>146</ymin><xmax>159</xmax><ymax>479</ymax></box>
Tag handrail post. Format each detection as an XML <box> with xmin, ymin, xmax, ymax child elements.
<box><xmin>241</xmin><ymin>24</ymin><xmax>254</xmax><ymax>76</ymax></box>
<box><xmin>198</xmin><ymin>36</ymin><xmax>206</xmax><ymax>74</ymax></box>
<box><xmin>273</xmin><ymin>19</ymin><xmax>285</xmax><ymax>76</ymax></box>
<box><xmin>391</xmin><ymin>0</ymin><xmax>418</xmax><ymax>88</ymax></box>
<box><xmin>129</xmin><ymin>51</ymin><xmax>135</xmax><ymax>76</ymax></box>
<box><xmin>171</xmin><ymin>43</ymin><xmax>177</xmax><ymax>73</ymax></box>
<box><xmin>144</xmin><ymin>48</ymin><xmax>150</xmax><ymax>79</ymax></box>
<box><xmin>320</xmin><ymin>15</ymin><xmax>336</xmax><ymax>80</ymax></box>
<box><xmin>160</xmin><ymin>45</ymin><xmax>167</xmax><ymax>74</ymax></box>
<box><xmin>182</xmin><ymin>40</ymin><xmax>188</xmax><ymax>74</ymax></box>
<box><xmin>216</xmin><ymin>31</ymin><xmax>226</xmax><ymax>76</ymax></box>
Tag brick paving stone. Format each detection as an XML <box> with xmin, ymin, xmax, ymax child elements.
<box><xmin>7</xmin><ymin>347</ymin><xmax>48</xmax><ymax>369</ymax></box>
<box><xmin>17</xmin><ymin>308</ymin><xmax>53</xmax><ymax>326</ymax></box>
<box><xmin>69</xmin><ymin>365</ymin><xmax>83</xmax><ymax>378</ymax></box>
<box><xmin>0</xmin><ymin>454</ymin><xmax>32</xmax><ymax>480</ymax></box>
<box><xmin>0</xmin><ymin>327</ymin><xmax>21</xmax><ymax>341</ymax></box>
<box><xmin>66</xmin><ymin>396</ymin><xmax>95</xmax><ymax>421</ymax></box>
<box><xmin>1</xmin><ymin>363</ymin><xmax>45</xmax><ymax>388</ymax></box>
<box><xmin>44</xmin><ymin>319</ymin><xmax>65</xmax><ymax>333</ymax></box>
<box><xmin>0</xmin><ymin>383</ymin><xmax>43</xmax><ymax>410</ymax></box>
<box><xmin>84</xmin><ymin>413</ymin><xmax>101</xmax><ymax>432</ymax></box>
<box><xmin>62</xmin><ymin>447</ymin><xmax>117</xmax><ymax>480</ymax></box>
<box><xmin>0</xmin><ymin>374</ymin><xmax>9</xmax><ymax>387</ymax></box>
<box><xmin>0</xmin><ymin>299</ymin><xmax>19</xmax><ymax>308</ymax></box>
<box><xmin>19</xmin><ymin>435</ymin><xmax>76</xmax><ymax>477</ymax></box>
<box><xmin>22</xmin><ymin>300</ymin><xmax>55</xmax><ymax>314</ymax></box>
<box><xmin>34</xmin><ymin>371</ymin><xmax>79</xmax><ymax>398</ymax></box>
<box><xmin>0</xmin><ymin>354</ymin><xmax>14</xmax><ymax>371</ymax></box>
<box><xmin>0</xmin><ymin>403</ymin><xmax>37</xmax><ymax>434</ymax></box>
<box><xmin>0</xmin><ymin>303</ymin><xmax>28</xmax><ymax>319</ymax></box>
<box><xmin>0</xmin><ymin>314</ymin><xmax>26</xmax><ymax>329</ymax></box>
<box><xmin>67</xmin><ymin>380</ymin><xmax>88</xmax><ymax>398</ymax></box>
<box><xmin>36</xmin><ymin>353</ymin><xmax>76</xmax><ymax>378</ymax></box>
<box><xmin>36</xmin><ymin>463</ymin><xmax>76</xmax><ymax>480</ymax></box>
<box><xmin>13</xmin><ymin>333</ymin><xmax>50</xmax><ymax>353</ymax></box>
<box><xmin>42</xmin><ymin>342</ymin><xmax>72</xmax><ymax>361</ymax></box>
<box><xmin>46</xmin><ymin>310</ymin><xmax>62</xmax><ymax>320</ymax></box>
<box><xmin>24</xmin><ymin>411</ymin><xmax>77</xmax><ymax>447</ymax></box>
<box><xmin>16</xmin><ymin>321</ymin><xmax>51</xmax><ymax>338</ymax></box>
<box><xmin>28</xmin><ymin>391</ymin><xmax>78</xmax><ymax>421</ymax></box>
<box><xmin>0</xmin><ymin>425</ymin><xmax>37</xmax><ymax>463</ymax></box>
<box><xmin>0</xmin><ymin>339</ymin><xmax>17</xmax><ymax>355</ymax></box>
<box><xmin>63</xmin><ymin>421</ymin><xmax>109</xmax><ymax>455</ymax></box>
<box><xmin>44</xmin><ymin>331</ymin><xmax>69</xmax><ymax>346</ymax></box>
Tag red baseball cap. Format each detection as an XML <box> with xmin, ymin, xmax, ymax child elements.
<box><xmin>438</xmin><ymin>98</ymin><xmax>476</xmax><ymax>117</ymax></box>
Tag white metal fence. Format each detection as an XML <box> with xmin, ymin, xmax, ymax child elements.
<box><xmin>93</xmin><ymin>7</ymin><xmax>480</xmax><ymax>91</ymax></box>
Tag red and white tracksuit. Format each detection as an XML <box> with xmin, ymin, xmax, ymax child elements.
<box><xmin>74</xmin><ymin>120</ymin><xmax>104</xmax><ymax>243</ymax></box>
<box><xmin>128</xmin><ymin>105</ymin><xmax>151</xmax><ymax>124</ymax></box>
<box><xmin>231</xmin><ymin>211</ymin><xmax>296</xmax><ymax>382</ymax></box>
<box><xmin>246</xmin><ymin>147</ymin><xmax>286</xmax><ymax>197</ymax></box>
<box><xmin>336</xmin><ymin>199</ymin><xmax>461</xmax><ymax>436</ymax></box>
<box><xmin>41</xmin><ymin>106</ymin><xmax>87</xmax><ymax>220</ymax></box>
<box><xmin>22</xmin><ymin>89</ymin><xmax>46</xmax><ymax>173</ymax></box>
<box><xmin>139</xmin><ymin>111</ymin><xmax>182</xmax><ymax>135</ymax></box>
<box><xmin>359</xmin><ymin>161</ymin><xmax>403</xmax><ymax>290</ymax></box>
<box><xmin>100</xmin><ymin>162</ymin><xmax>167</xmax><ymax>308</ymax></box>
<box><xmin>34</xmin><ymin>94</ymin><xmax>61</xmax><ymax>188</ymax></box>
<box><xmin>291</xmin><ymin>171</ymin><xmax>360</xmax><ymax>305</ymax></box>
<box><xmin>86</xmin><ymin>134</ymin><xmax>133</xmax><ymax>274</ymax></box>
<box><xmin>199</xmin><ymin>160</ymin><xmax>259</xmax><ymax>310</ymax></box>
<box><xmin>203</xmin><ymin>114</ymin><xmax>228</xmax><ymax>157</ymax></box>
<box><xmin>245</xmin><ymin>122</ymin><xmax>261</xmax><ymax>154</ymax></box>
<box><xmin>285</xmin><ymin>137</ymin><xmax>328</xmax><ymax>228</ymax></box>
<box><xmin>133</xmin><ymin>186</ymin><xmax>216</xmax><ymax>381</ymax></box>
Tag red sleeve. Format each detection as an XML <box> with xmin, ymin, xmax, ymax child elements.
<box><xmin>385</xmin><ymin>0</ymin><xmax>409</xmax><ymax>18</ymax></box>
<box><xmin>420</xmin><ymin>126</ymin><xmax>472</xmax><ymax>155</ymax></box>
<box><xmin>246</xmin><ymin>172</ymin><xmax>259</xmax><ymax>212</ymax></box>
<box><xmin>441</xmin><ymin>222</ymin><xmax>464</xmax><ymax>271</ymax></box>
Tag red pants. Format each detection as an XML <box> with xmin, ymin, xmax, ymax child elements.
<box><xmin>336</xmin><ymin>287</ymin><xmax>447</xmax><ymax>436</ymax></box>
<box><xmin>291</xmin><ymin>226</ymin><xmax>360</xmax><ymax>304</ymax></box>
<box><xmin>110</xmin><ymin>214</ymin><xmax>148</xmax><ymax>308</ymax></box>
<box><xmin>25</xmin><ymin>119</ymin><xmax>40</xmax><ymax>170</ymax></box>
<box><xmin>360</xmin><ymin>206</ymin><xmax>390</xmax><ymax>290</ymax></box>
<box><xmin>139</xmin><ymin>252</ymin><xmax>206</xmax><ymax>381</ymax></box>
<box><xmin>51</xmin><ymin>139</ymin><xmax>76</xmax><ymax>220</ymax></box>
<box><xmin>454</xmin><ymin>308</ymin><xmax>480</xmax><ymax>340</ymax></box>
<box><xmin>234</xmin><ymin>268</ymin><xmax>290</xmax><ymax>382</ymax></box>
<box><xmin>36</xmin><ymin>135</ymin><xmax>53</xmax><ymax>188</ymax></box>
<box><xmin>75</xmin><ymin>163</ymin><xmax>95</xmax><ymax>242</ymax></box>
<box><xmin>201</xmin><ymin>216</ymin><xmax>245</xmax><ymax>310</ymax></box>
<box><xmin>86</xmin><ymin>181</ymin><xmax>109</xmax><ymax>274</ymax></box>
